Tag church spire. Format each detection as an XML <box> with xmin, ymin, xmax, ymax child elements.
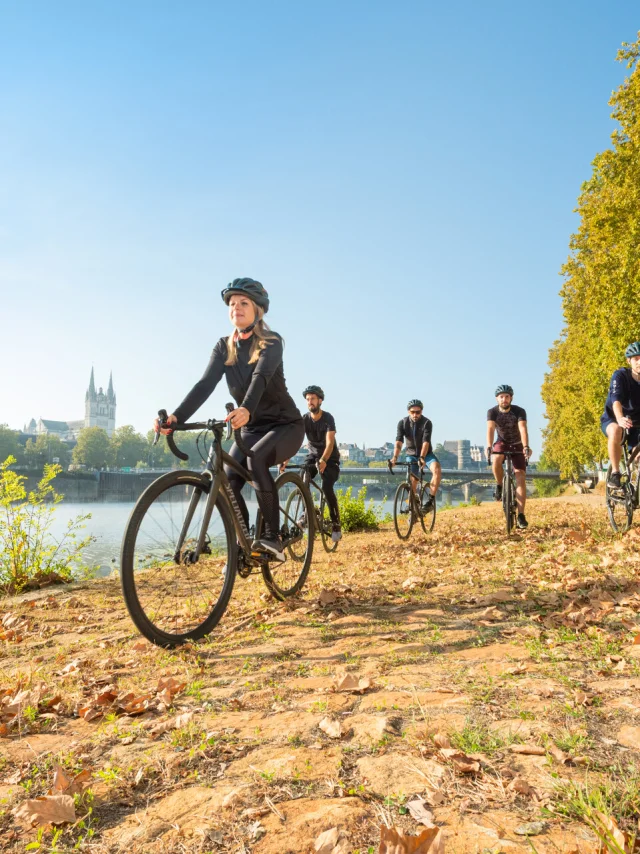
<box><xmin>86</xmin><ymin>367</ymin><xmax>97</xmax><ymax>402</ymax></box>
<box><xmin>107</xmin><ymin>371</ymin><xmax>116</xmax><ymax>404</ymax></box>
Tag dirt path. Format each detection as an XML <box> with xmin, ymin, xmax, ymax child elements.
<box><xmin>2</xmin><ymin>497</ymin><xmax>640</xmax><ymax>853</ymax></box>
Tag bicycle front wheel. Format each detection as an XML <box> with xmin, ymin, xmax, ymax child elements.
<box><xmin>606</xmin><ymin>472</ymin><xmax>633</xmax><ymax>534</ymax></box>
<box><xmin>503</xmin><ymin>474</ymin><xmax>515</xmax><ymax>535</ymax></box>
<box><xmin>258</xmin><ymin>471</ymin><xmax>315</xmax><ymax>600</ymax></box>
<box><xmin>393</xmin><ymin>482</ymin><xmax>414</xmax><ymax>539</ymax></box>
<box><xmin>319</xmin><ymin>494</ymin><xmax>339</xmax><ymax>553</ymax></box>
<box><xmin>120</xmin><ymin>471</ymin><xmax>237</xmax><ymax>647</ymax></box>
<box><xmin>419</xmin><ymin>483</ymin><xmax>436</xmax><ymax>534</ymax></box>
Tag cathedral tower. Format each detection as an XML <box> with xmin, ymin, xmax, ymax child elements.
<box><xmin>85</xmin><ymin>368</ymin><xmax>116</xmax><ymax>436</ymax></box>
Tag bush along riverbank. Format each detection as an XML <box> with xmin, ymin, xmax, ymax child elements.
<box><xmin>0</xmin><ymin>456</ymin><xmax>96</xmax><ymax>594</ymax></box>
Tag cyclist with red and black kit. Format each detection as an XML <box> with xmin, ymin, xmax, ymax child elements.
<box><xmin>486</xmin><ymin>384</ymin><xmax>532</xmax><ymax>529</ymax></box>
<box><xmin>156</xmin><ymin>278</ymin><xmax>304</xmax><ymax>562</ymax></box>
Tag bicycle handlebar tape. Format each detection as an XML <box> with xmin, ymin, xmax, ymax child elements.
<box><xmin>167</xmin><ymin>433</ymin><xmax>189</xmax><ymax>462</ymax></box>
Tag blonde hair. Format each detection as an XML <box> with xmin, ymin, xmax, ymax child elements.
<box><xmin>225</xmin><ymin>302</ymin><xmax>278</xmax><ymax>366</ymax></box>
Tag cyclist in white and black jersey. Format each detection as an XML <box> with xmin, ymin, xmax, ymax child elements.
<box><xmin>391</xmin><ymin>399</ymin><xmax>442</xmax><ymax>510</ymax></box>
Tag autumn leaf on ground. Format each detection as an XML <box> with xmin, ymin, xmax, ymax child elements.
<box><xmin>13</xmin><ymin>794</ymin><xmax>75</xmax><ymax>827</ymax></box>
<box><xmin>478</xmin><ymin>606</ymin><xmax>504</xmax><ymax>621</ymax></box>
<box><xmin>51</xmin><ymin>765</ymin><xmax>92</xmax><ymax>797</ymax></box>
<box><xmin>402</xmin><ymin>577</ymin><xmax>422</xmax><ymax>591</ymax></box>
<box><xmin>406</xmin><ymin>798</ymin><xmax>436</xmax><ymax>827</ymax></box>
<box><xmin>439</xmin><ymin>748</ymin><xmax>480</xmax><ymax>773</ymax></box>
<box><xmin>149</xmin><ymin>710</ymin><xmax>194</xmax><ymax>737</ymax></box>
<box><xmin>378</xmin><ymin>824</ymin><xmax>444</xmax><ymax>853</ymax></box>
<box><xmin>510</xmin><ymin>744</ymin><xmax>546</xmax><ymax>756</ymax></box>
<box><xmin>319</xmin><ymin>589</ymin><xmax>339</xmax><ymax>606</ymax></box>
<box><xmin>156</xmin><ymin>677</ymin><xmax>186</xmax><ymax>703</ymax></box>
<box><xmin>592</xmin><ymin>811</ymin><xmax>633</xmax><ymax>853</ymax></box>
<box><xmin>332</xmin><ymin>672</ymin><xmax>373</xmax><ymax>693</ymax></box>
<box><xmin>315</xmin><ymin>826</ymin><xmax>350</xmax><ymax>853</ymax></box>
<box><xmin>319</xmin><ymin>717</ymin><xmax>343</xmax><ymax>739</ymax></box>
<box><xmin>432</xmin><ymin>733</ymin><xmax>451</xmax><ymax>749</ymax></box>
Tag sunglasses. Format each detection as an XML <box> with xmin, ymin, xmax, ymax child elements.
<box><xmin>409</xmin><ymin>409</ymin><xmax>422</xmax><ymax>415</ymax></box>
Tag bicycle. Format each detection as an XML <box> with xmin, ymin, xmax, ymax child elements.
<box><xmin>120</xmin><ymin>405</ymin><xmax>315</xmax><ymax>647</ymax></box>
<box><xmin>488</xmin><ymin>448</ymin><xmax>522</xmax><ymax>535</ymax></box>
<box><xmin>284</xmin><ymin>462</ymin><xmax>341</xmax><ymax>553</ymax></box>
<box><xmin>388</xmin><ymin>460</ymin><xmax>436</xmax><ymax>540</ymax></box>
<box><xmin>605</xmin><ymin>429</ymin><xmax>640</xmax><ymax>533</ymax></box>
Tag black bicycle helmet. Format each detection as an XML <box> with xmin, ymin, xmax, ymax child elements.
<box><xmin>495</xmin><ymin>384</ymin><xmax>514</xmax><ymax>396</ymax></box>
<box><xmin>625</xmin><ymin>341</ymin><xmax>640</xmax><ymax>358</ymax></box>
<box><xmin>407</xmin><ymin>399</ymin><xmax>423</xmax><ymax>409</ymax></box>
<box><xmin>221</xmin><ymin>278</ymin><xmax>269</xmax><ymax>312</ymax></box>
<box><xmin>303</xmin><ymin>385</ymin><xmax>325</xmax><ymax>400</ymax></box>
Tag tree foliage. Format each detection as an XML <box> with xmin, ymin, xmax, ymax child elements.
<box><xmin>0</xmin><ymin>425</ymin><xmax>24</xmax><ymax>466</ymax></box>
<box><xmin>109</xmin><ymin>425</ymin><xmax>148</xmax><ymax>468</ymax></box>
<box><xmin>542</xmin><ymin>35</ymin><xmax>640</xmax><ymax>476</ymax></box>
<box><xmin>25</xmin><ymin>434</ymin><xmax>71</xmax><ymax>469</ymax></box>
<box><xmin>72</xmin><ymin>427</ymin><xmax>111</xmax><ymax>469</ymax></box>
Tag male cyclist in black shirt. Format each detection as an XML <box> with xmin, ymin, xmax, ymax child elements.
<box><xmin>281</xmin><ymin>385</ymin><xmax>342</xmax><ymax>542</ymax></box>
<box><xmin>391</xmin><ymin>399</ymin><xmax>442</xmax><ymax>511</ymax></box>
<box><xmin>600</xmin><ymin>341</ymin><xmax>640</xmax><ymax>488</ymax></box>
<box><xmin>486</xmin><ymin>384</ymin><xmax>532</xmax><ymax>529</ymax></box>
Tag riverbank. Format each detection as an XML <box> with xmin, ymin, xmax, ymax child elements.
<box><xmin>1</xmin><ymin>497</ymin><xmax>638</xmax><ymax>852</ymax></box>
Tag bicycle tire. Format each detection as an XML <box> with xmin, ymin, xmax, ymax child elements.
<box><xmin>258</xmin><ymin>471</ymin><xmax>315</xmax><ymax>600</ymax></box>
<box><xmin>606</xmin><ymin>471</ymin><xmax>633</xmax><ymax>534</ymax></box>
<box><xmin>120</xmin><ymin>470</ymin><xmax>237</xmax><ymax>647</ymax></box>
<box><xmin>393</xmin><ymin>482</ymin><xmax>414</xmax><ymax>539</ymax></box>
<box><xmin>319</xmin><ymin>493</ymin><xmax>339</xmax><ymax>553</ymax></box>
<box><xmin>418</xmin><ymin>483</ymin><xmax>436</xmax><ymax>534</ymax></box>
<box><xmin>502</xmin><ymin>472</ymin><xmax>514</xmax><ymax>535</ymax></box>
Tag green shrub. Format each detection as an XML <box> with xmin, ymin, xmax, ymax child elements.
<box><xmin>335</xmin><ymin>486</ymin><xmax>388</xmax><ymax>532</ymax></box>
<box><xmin>0</xmin><ymin>456</ymin><xmax>95</xmax><ymax>593</ymax></box>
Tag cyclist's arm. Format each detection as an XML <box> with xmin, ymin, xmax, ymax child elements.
<box><xmin>486</xmin><ymin>420</ymin><xmax>496</xmax><ymax>455</ymax></box>
<box><xmin>392</xmin><ymin>439</ymin><xmax>403</xmax><ymax>463</ymax></box>
<box><xmin>321</xmin><ymin>431</ymin><xmax>336</xmax><ymax>464</ymax></box>
<box><xmin>421</xmin><ymin>419</ymin><xmax>433</xmax><ymax>457</ymax></box>
<box><xmin>612</xmin><ymin>401</ymin><xmax>634</xmax><ymax>428</ymax></box>
<box><xmin>173</xmin><ymin>342</ymin><xmax>226</xmax><ymax>423</ymax></box>
<box><xmin>518</xmin><ymin>419</ymin><xmax>531</xmax><ymax>457</ymax></box>
<box><xmin>240</xmin><ymin>336</ymin><xmax>283</xmax><ymax>419</ymax></box>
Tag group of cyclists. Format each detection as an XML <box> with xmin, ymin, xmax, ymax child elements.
<box><xmin>156</xmin><ymin>278</ymin><xmax>640</xmax><ymax>558</ymax></box>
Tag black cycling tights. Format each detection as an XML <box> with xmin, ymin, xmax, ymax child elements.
<box><xmin>305</xmin><ymin>461</ymin><xmax>341</xmax><ymax>527</ymax></box>
<box><xmin>225</xmin><ymin>421</ymin><xmax>305</xmax><ymax>540</ymax></box>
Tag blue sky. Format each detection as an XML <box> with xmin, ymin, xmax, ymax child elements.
<box><xmin>2</xmin><ymin>1</ymin><xmax>638</xmax><ymax>452</ymax></box>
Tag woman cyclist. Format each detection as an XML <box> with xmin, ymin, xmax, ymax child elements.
<box><xmin>156</xmin><ymin>278</ymin><xmax>304</xmax><ymax>561</ymax></box>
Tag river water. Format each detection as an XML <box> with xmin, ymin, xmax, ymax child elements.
<box><xmin>48</xmin><ymin>497</ymin><xmax>402</xmax><ymax>572</ymax></box>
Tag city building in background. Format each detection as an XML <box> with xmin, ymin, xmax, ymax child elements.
<box><xmin>22</xmin><ymin>368</ymin><xmax>116</xmax><ymax>440</ymax></box>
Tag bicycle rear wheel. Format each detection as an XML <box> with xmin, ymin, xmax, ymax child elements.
<box><xmin>393</xmin><ymin>482</ymin><xmax>414</xmax><ymax>539</ymax></box>
<box><xmin>120</xmin><ymin>471</ymin><xmax>237</xmax><ymax>647</ymax></box>
<box><xmin>418</xmin><ymin>483</ymin><xmax>436</xmax><ymax>534</ymax></box>
<box><xmin>606</xmin><ymin>470</ymin><xmax>633</xmax><ymax>533</ymax></box>
<box><xmin>319</xmin><ymin>494</ymin><xmax>339</xmax><ymax>553</ymax></box>
<box><xmin>257</xmin><ymin>471</ymin><xmax>315</xmax><ymax>600</ymax></box>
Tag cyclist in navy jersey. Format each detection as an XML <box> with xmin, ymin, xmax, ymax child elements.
<box><xmin>600</xmin><ymin>341</ymin><xmax>640</xmax><ymax>488</ymax></box>
<box><xmin>281</xmin><ymin>385</ymin><xmax>342</xmax><ymax>542</ymax></box>
<box><xmin>391</xmin><ymin>399</ymin><xmax>442</xmax><ymax>510</ymax></box>
<box><xmin>156</xmin><ymin>278</ymin><xmax>304</xmax><ymax>562</ymax></box>
<box><xmin>486</xmin><ymin>384</ymin><xmax>532</xmax><ymax>529</ymax></box>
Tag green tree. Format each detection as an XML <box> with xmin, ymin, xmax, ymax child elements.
<box><xmin>109</xmin><ymin>425</ymin><xmax>148</xmax><ymax>468</ymax></box>
<box><xmin>0</xmin><ymin>426</ymin><xmax>24</xmax><ymax>466</ymax></box>
<box><xmin>24</xmin><ymin>434</ymin><xmax>71</xmax><ymax>470</ymax></box>
<box><xmin>542</xmin><ymin>34</ymin><xmax>640</xmax><ymax>476</ymax></box>
<box><xmin>72</xmin><ymin>427</ymin><xmax>110</xmax><ymax>470</ymax></box>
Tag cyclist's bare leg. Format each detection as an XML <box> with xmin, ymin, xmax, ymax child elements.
<box><xmin>492</xmin><ymin>454</ymin><xmax>505</xmax><ymax>485</ymax></box>
<box><xmin>606</xmin><ymin>422</ymin><xmax>624</xmax><ymax>472</ymax></box>
<box><xmin>428</xmin><ymin>460</ymin><xmax>442</xmax><ymax>496</ymax></box>
<box><xmin>515</xmin><ymin>469</ymin><xmax>527</xmax><ymax>513</ymax></box>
